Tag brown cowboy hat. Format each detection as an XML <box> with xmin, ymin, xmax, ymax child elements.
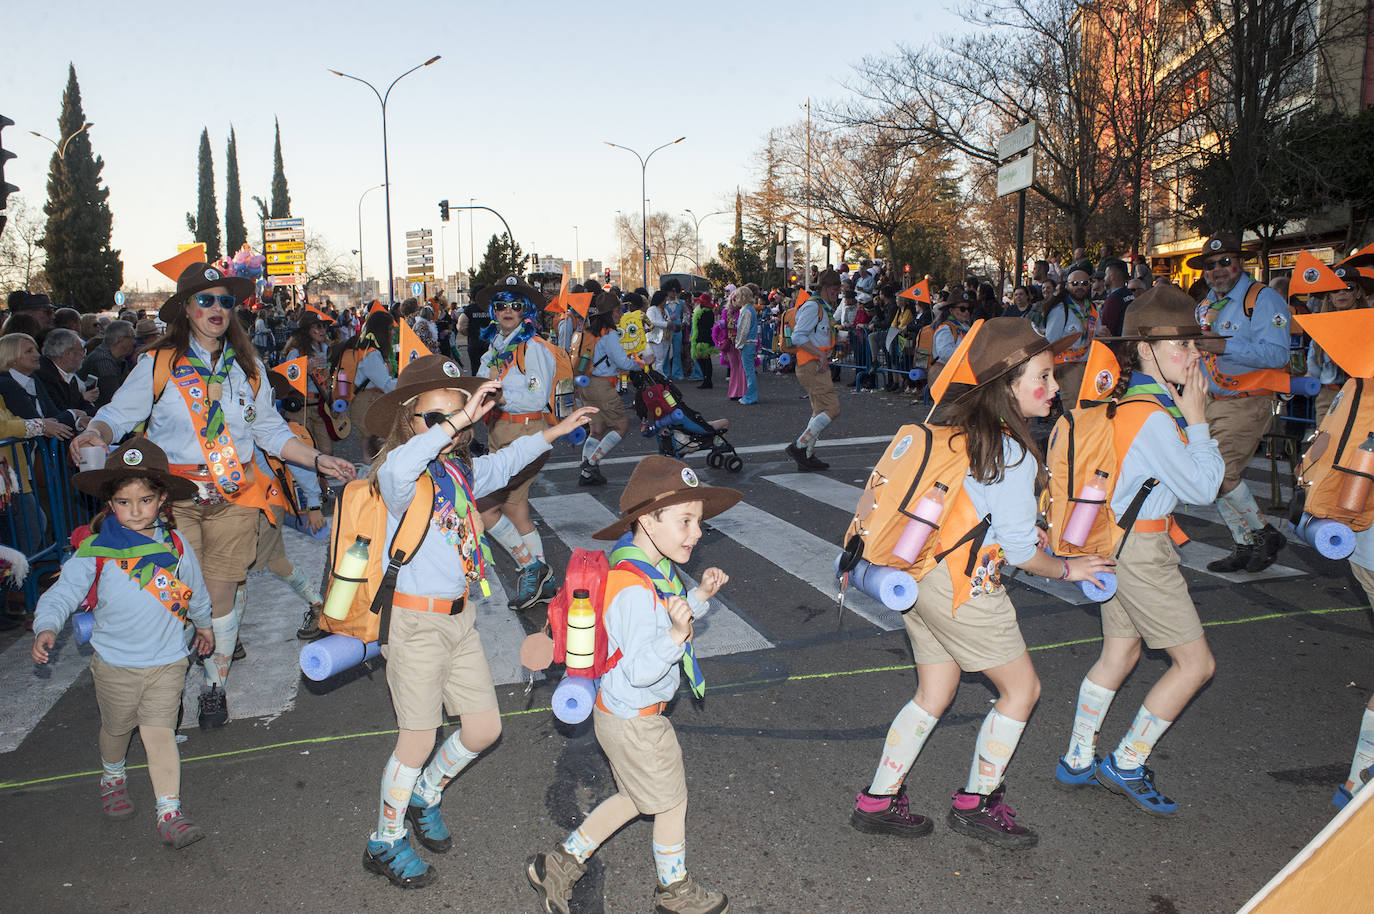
<box><xmin>158</xmin><ymin>262</ymin><xmax>255</xmax><ymax>322</ymax></box>
<box><xmin>1184</xmin><ymin>232</ymin><xmax>1256</xmax><ymax>270</ymax></box>
<box><xmin>1332</xmin><ymin>259</ymin><xmax>1374</xmax><ymax>294</ymax></box>
<box><xmin>364</xmin><ymin>354</ymin><xmax>488</xmax><ymax>437</ymax></box>
<box><xmin>950</xmin><ymin>317</ymin><xmax>1079</xmax><ymax>402</ymax></box>
<box><xmin>817</xmin><ymin>268</ymin><xmax>842</xmax><ymax>288</ymax></box>
<box><xmin>473</xmin><ymin>274</ymin><xmax>548</xmax><ymax>310</ymax></box>
<box><xmin>1099</xmin><ymin>285</ymin><xmax>1225</xmax><ymax>353</ymax></box>
<box><xmin>592</xmin><ymin>455</ymin><xmax>742</xmax><ymax>541</ymax></box>
<box><xmin>73</xmin><ymin>437</ymin><xmax>198</xmax><ymax>501</ymax></box>
<box><xmin>590</xmin><ymin>291</ymin><xmax>622</xmax><ymax>316</ymax></box>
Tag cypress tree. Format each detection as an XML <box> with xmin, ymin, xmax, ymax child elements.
<box><xmin>270</xmin><ymin>118</ymin><xmax>291</xmax><ymax>218</ymax></box>
<box><xmin>39</xmin><ymin>64</ymin><xmax>122</xmax><ymax>311</ymax></box>
<box><xmin>192</xmin><ymin>128</ymin><xmax>221</xmax><ymax>261</ymax></box>
<box><xmin>224</xmin><ymin>126</ymin><xmax>246</xmax><ymax>254</ymax></box>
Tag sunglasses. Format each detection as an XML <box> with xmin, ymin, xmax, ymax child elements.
<box><xmin>413</xmin><ymin>409</ymin><xmax>462</xmax><ymax>428</ymax></box>
<box><xmin>1067</xmin><ymin>280</ymin><xmax>1090</xmax><ymax>287</ymax></box>
<box><xmin>1201</xmin><ymin>257</ymin><xmax>1235</xmax><ymax>270</ymax></box>
<box><xmin>951</xmin><ymin>305</ymin><xmax>969</xmax><ymax>312</ymax></box>
<box><xmin>492</xmin><ymin>302</ymin><xmax>523</xmax><ymax>313</ymax></box>
<box><xmin>191</xmin><ymin>293</ymin><xmax>237</xmax><ymax>310</ymax></box>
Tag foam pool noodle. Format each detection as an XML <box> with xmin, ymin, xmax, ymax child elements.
<box><xmin>552</xmin><ymin>675</ymin><xmax>599</xmax><ymax>724</ymax></box>
<box><xmin>1293</xmin><ymin>512</ymin><xmax>1355</xmax><ymax>560</ymax></box>
<box><xmin>299</xmin><ymin>633</ymin><xmax>381</xmax><ymax>681</ymax></box>
<box><xmin>833</xmin><ymin>554</ymin><xmax>918</xmax><ymax>611</ymax></box>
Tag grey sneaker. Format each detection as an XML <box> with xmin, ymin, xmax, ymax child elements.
<box><xmin>653</xmin><ymin>873</ymin><xmax>729</xmax><ymax>914</ymax></box>
<box><xmin>525</xmin><ymin>846</ymin><xmax>586</xmax><ymax>914</ymax></box>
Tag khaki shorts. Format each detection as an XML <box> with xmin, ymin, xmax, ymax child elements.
<box><xmin>1099</xmin><ymin>530</ymin><xmax>1204</xmax><ymax>650</ymax></box>
<box><xmin>170</xmin><ymin>500</ymin><xmax>260</xmax><ymax>583</ymax></box>
<box><xmin>350</xmin><ymin>388</ymin><xmax>384</xmax><ymax>439</ymax></box>
<box><xmin>91</xmin><ymin>654</ymin><xmax>189</xmax><ymax>733</ymax></box>
<box><xmin>382</xmin><ymin>604</ymin><xmax>497</xmax><ymax>730</ymax></box>
<box><xmin>795</xmin><ymin>358</ymin><xmax>839</xmax><ymax>417</ymax></box>
<box><xmin>593</xmin><ymin>707</ymin><xmax>687</xmax><ymax>815</ymax></box>
<box><xmin>1205</xmin><ymin>394</ymin><xmax>1275</xmax><ymax>492</ymax></box>
<box><xmin>578</xmin><ymin>377</ymin><xmax>627</xmax><ymax>428</ymax></box>
<box><xmin>1352</xmin><ymin>562</ymin><xmax>1374</xmax><ymax>608</ymax></box>
<box><xmin>251</xmin><ymin>505</ymin><xmax>288</xmax><ymax>571</ymax></box>
<box><xmin>904</xmin><ymin>563</ymin><xmax>1026</xmax><ymax>672</ymax></box>
<box><xmin>288</xmin><ymin>403</ymin><xmax>335</xmax><ymax>456</ymax></box>
<box><xmin>475</xmin><ymin>418</ymin><xmax>548</xmax><ymax>512</ymax></box>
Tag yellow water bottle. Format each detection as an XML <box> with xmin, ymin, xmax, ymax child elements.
<box><xmin>323</xmin><ymin>536</ymin><xmax>371</xmax><ymax>621</ymax></box>
<box><xmin>564</xmin><ymin>589</ymin><xmax>596</xmax><ymax>671</ymax></box>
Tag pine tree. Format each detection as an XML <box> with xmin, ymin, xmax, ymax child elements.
<box><xmin>468</xmin><ymin>233</ymin><xmax>527</xmax><ymax>293</ymax></box>
<box><xmin>39</xmin><ymin>64</ymin><xmax>122</xmax><ymax>311</ymax></box>
<box><xmin>190</xmin><ymin>128</ymin><xmax>221</xmax><ymax>261</ymax></box>
<box><xmin>224</xmin><ymin>126</ymin><xmax>246</xmax><ymax>254</ymax></box>
<box><xmin>270</xmin><ymin>118</ymin><xmax>290</xmax><ymax>218</ymax></box>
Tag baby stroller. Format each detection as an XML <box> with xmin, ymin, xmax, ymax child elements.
<box><xmin>629</xmin><ymin>369</ymin><xmax>744</xmax><ymax>473</ymax></box>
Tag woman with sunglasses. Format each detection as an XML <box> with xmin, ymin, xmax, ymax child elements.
<box><xmin>279</xmin><ymin>307</ymin><xmax>337</xmax><ymax>456</ymax></box>
<box><xmin>70</xmin><ymin>263</ymin><xmax>357</xmax><ymax>730</ymax></box>
<box><xmin>929</xmin><ymin>291</ymin><xmax>972</xmax><ymax>389</ymax></box>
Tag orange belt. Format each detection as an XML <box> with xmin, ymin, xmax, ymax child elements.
<box><xmin>1213</xmin><ymin>389</ymin><xmax>1267</xmax><ymax>399</ymax></box>
<box><xmin>595</xmin><ymin>692</ymin><xmax>665</xmax><ymax>717</ymax></box>
<box><xmin>393</xmin><ymin>592</ymin><xmax>465</xmax><ymax>615</ymax></box>
<box><xmin>1132</xmin><ymin>516</ymin><xmax>1189</xmax><ymax>546</ymax></box>
<box><xmin>496</xmin><ymin>411</ymin><xmax>544</xmax><ymax>424</ymax></box>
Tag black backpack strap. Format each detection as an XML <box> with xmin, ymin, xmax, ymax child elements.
<box><xmin>1113</xmin><ymin>479</ymin><xmax>1159</xmax><ymax>559</ymax></box>
<box><xmin>371</xmin><ymin>474</ymin><xmax>436</xmax><ymax>646</ymax></box>
<box><xmin>934</xmin><ymin>514</ymin><xmax>993</xmax><ymax>577</ymax></box>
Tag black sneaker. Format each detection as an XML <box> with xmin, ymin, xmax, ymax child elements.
<box><xmin>231</xmin><ymin>639</ymin><xmax>246</xmax><ymax>661</ymax></box>
<box><xmin>1245</xmin><ymin>524</ymin><xmax>1286</xmax><ymax>572</ymax></box>
<box><xmin>785</xmin><ymin>442</ymin><xmax>814</xmax><ymax>472</ymax></box>
<box><xmin>1206</xmin><ymin>542</ymin><xmax>1253</xmax><ymax>573</ymax></box>
<box><xmin>577</xmin><ymin>460</ymin><xmax>606</xmax><ymax>487</ymax></box>
<box><xmin>946</xmin><ymin>786</ymin><xmax>1038</xmax><ymax>849</ymax></box>
<box><xmin>296</xmin><ymin>603</ymin><xmax>325</xmax><ymax>641</ymax></box>
<box><xmin>850</xmin><ymin>786</ymin><xmax>934</xmax><ymax>838</ymax></box>
<box><xmin>805</xmin><ymin>451</ymin><xmax>830</xmax><ymax>471</ymax></box>
<box><xmin>198</xmin><ymin>685</ymin><xmax>228</xmax><ymax>729</ymax></box>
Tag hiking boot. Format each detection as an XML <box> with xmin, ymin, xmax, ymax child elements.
<box><xmin>231</xmin><ymin>639</ymin><xmax>246</xmax><ymax>661</ymax></box>
<box><xmin>296</xmin><ymin>603</ymin><xmax>325</xmax><ymax>641</ymax></box>
<box><xmin>364</xmin><ymin>833</ymin><xmax>435</xmax><ymax>889</ymax></box>
<box><xmin>1095</xmin><ymin>755</ymin><xmax>1178</xmax><ymax>816</ymax></box>
<box><xmin>198</xmin><ymin>685</ymin><xmax>228</xmax><ymax>729</ymax></box>
<box><xmin>525</xmin><ymin>845</ymin><xmax>586</xmax><ymax>914</ymax></box>
<box><xmin>850</xmin><ymin>786</ymin><xmax>934</xmax><ymax>838</ymax></box>
<box><xmin>511</xmin><ymin>561</ymin><xmax>556</xmax><ymax>612</ymax></box>
<box><xmin>785</xmin><ymin>442</ymin><xmax>814</xmax><ymax>472</ymax></box>
<box><xmin>578</xmin><ymin>460</ymin><xmax>606</xmax><ymax>487</ymax></box>
<box><xmin>652</xmin><ymin>873</ymin><xmax>729</xmax><ymax>914</ymax></box>
<box><xmin>804</xmin><ymin>451</ymin><xmax>830</xmax><ymax>471</ymax></box>
<box><xmin>1053</xmin><ymin>755</ymin><xmax>1100</xmax><ymax>790</ymax></box>
<box><xmin>1245</xmin><ymin>524</ymin><xmax>1287</xmax><ymax>573</ymax></box>
<box><xmin>156</xmin><ymin>811</ymin><xmax>205</xmax><ymax>849</ymax></box>
<box><xmin>947</xmin><ymin>786</ymin><xmax>1038</xmax><ymax>849</ymax></box>
<box><xmin>404</xmin><ymin>794</ymin><xmax>452</xmax><ymax>852</ymax></box>
<box><xmin>1206</xmin><ymin>541</ymin><xmax>1254</xmax><ymax>573</ymax></box>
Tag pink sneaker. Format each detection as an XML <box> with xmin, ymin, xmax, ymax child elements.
<box><xmin>947</xmin><ymin>786</ymin><xmax>1037</xmax><ymax>849</ymax></box>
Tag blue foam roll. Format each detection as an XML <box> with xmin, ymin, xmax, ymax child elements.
<box><xmin>908</xmin><ymin>368</ymin><xmax>927</xmax><ymax>382</ymax></box>
<box><xmin>72</xmin><ymin>610</ymin><xmax>93</xmax><ymax>645</ymax></box>
<box><xmin>284</xmin><ymin>513</ymin><xmax>331</xmax><ymax>539</ymax></box>
<box><xmin>332</xmin><ymin>398</ymin><xmax>349</xmax><ymax>413</ymax></box>
<box><xmin>833</xmin><ymin>555</ymin><xmax>918</xmax><ymax>611</ymax></box>
<box><xmin>574</xmin><ymin>375</ymin><xmax>591</xmax><ymax>387</ymax></box>
<box><xmin>670</xmin><ymin>408</ymin><xmax>684</xmax><ymax>423</ymax></box>
<box><xmin>1079</xmin><ymin>571</ymin><xmax>1118</xmax><ymax>601</ymax></box>
<box><xmin>1295</xmin><ymin>513</ymin><xmax>1355</xmax><ymax>560</ymax></box>
<box><xmin>778</xmin><ymin>353</ymin><xmax>793</xmax><ymax>367</ymax></box>
<box><xmin>552</xmin><ymin>675</ymin><xmax>598</xmax><ymax>724</ymax></box>
<box><xmin>562</xmin><ymin>425</ymin><xmax>588</xmax><ymax>446</ymax></box>
<box><xmin>299</xmin><ymin>634</ymin><xmax>380</xmax><ymax>682</ymax></box>
<box><xmin>1289</xmin><ymin>376</ymin><xmax>1321</xmax><ymax>397</ymax></box>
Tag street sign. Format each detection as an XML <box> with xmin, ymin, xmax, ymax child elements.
<box><xmin>411</xmin><ymin>281</ymin><xmax>423</xmax><ymax>297</ymax></box>
<box><xmin>265</xmin><ymin>241</ymin><xmax>305</xmax><ymax>254</ymax></box>
<box><xmin>114</xmin><ymin>290</ymin><xmax>125</xmax><ymax>306</ymax></box>
<box><xmin>405</xmin><ymin>246</ymin><xmax>434</xmax><ymax>256</ymax></box>
<box><xmin>265</xmin><ymin>217</ymin><xmax>304</xmax><ymax>229</ymax></box>
<box><xmin>267</xmin><ymin>262</ymin><xmax>303</xmax><ymax>275</ymax></box>
<box><xmin>996</xmin><ymin>150</ymin><xmax>1035</xmax><ymax>197</ymax></box>
<box><xmin>997</xmin><ymin>122</ymin><xmax>1037</xmax><ymax>161</ymax></box>
<box><xmin>267</xmin><ymin>251</ymin><xmax>306</xmax><ymax>263</ymax></box>
<box><xmin>265</xmin><ymin>229</ymin><xmax>305</xmax><ymax>243</ymax></box>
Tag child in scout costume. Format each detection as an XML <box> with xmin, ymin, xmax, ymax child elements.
<box><xmin>69</xmin><ymin>262</ymin><xmax>356</xmax><ymax>730</ymax></box>
<box><xmin>786</xmin><ymin>269</ymin><xmax>842</xmax><ymax>472</ymax></box>
<box><xmin>281</xmin><ymin>306</ymin><xmax>338</xmax><ymax>456</ymax></box>
<box><xmin>851</xmin><ymin>318</ymin><xmax>1113</xmax><ymax>848</ymax></box>
<box><xmin>575</xmin><ymin>292</ymin><xmax>640</xmax><ymax>487</ymax></box>
<box><xmin>360</xmin><ymin>356</ymin><xmax>594</xmax><ymax>889</ymax></box>
<box><xmin>31</xmin><ymin>438</ymin><xmax>213</xmax><ymax>848</ymax></box>
<box><xmin>526</xmin><ymin>456</ymin><xmax>738</xmax><ymax>914</ymax></box>
<box><xmin>1051</xmin><ymin>287</ymin><xmax>1225</xmax><ymax>815</ymax></box>
<box><xmin>345</xmin><ymin>309</ymin><xmax>400</xmax><ymax>460</ymax></box>
<box><xmin>475</xmin><ymin>275</ymin><xmax>560</xmax><ymax>612</ymax></box>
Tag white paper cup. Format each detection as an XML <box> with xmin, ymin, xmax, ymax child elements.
<box><xmin>78</xmin><ymin>446</ymin><xmax>107</xmax><ymax>472</ymax></box>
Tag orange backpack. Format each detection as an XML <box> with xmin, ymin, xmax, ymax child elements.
<box><xmin>1293</xmin><ymin>378</ymin><xmax>1374</xmax><ymax>531</ymax></box>
<box><xmin>509</xmin><ymin>335</ymin><xmax>577</xmax><ymax>425</ymax></box>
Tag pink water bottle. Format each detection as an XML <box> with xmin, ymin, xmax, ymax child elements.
<box><xmin>892</xmin><ymin>482</ymin><xmax>948</xmax><ymax>563</ymax></box>
<box><xmin>1063</xmin><ymin>469</ymin><xmax>1109</xmax><ymax>547</ymax></box>
<box><xmin>335</xmin><ymin>370</ymin><xmax>350</xmax><ymax>399</ymax></box>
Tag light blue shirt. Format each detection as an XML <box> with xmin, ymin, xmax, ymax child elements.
<box><xmin>1113</xmin><ymin>411</ymin><xmax>1224</xmax><ymax>519</ymax></box>
<box><xmin>791</xmin><ymin>298</ymin><xmax>833</xmax><ymax>350</ymax></box>
<box><xmin>377</xmin><ymin>423</ymin><xmax>550</xmax><ymax>599</ymax></box>
<box><xmin>354</xmin><ymin>349</ymin><xmax>397</xmax><ymax>394</ymax></box>
<box><xmin>33</xmin><ymin>528</ymin><xmax>212</xmax><ymax>667</ymax></box>
<box><xmin>477</xmin><ymin>331</ymin><xmax>557</xmax><ymax>415</ymax></box>
<box><xmin>599</xmin><ymin>577</ymin><xmax>709</xmax><ymax>718</ymax></box>
<box><xmin>1044</xmin><ymin>299</ymin><xmax>1090</xmax><ymax>353</ymax></box>
<box><xmin>933</xmin><ymin>321</ymin><xmax>967</xmax><ymax>363</ymax></box>
<box><xmin>962</xmin><ymin>436</ymin><xmax>1040</xmax><ymax>566</ymax></box>
<box><xmin>1198</xmin><ymin>273</ymin><xmax>1292</xmax><ymax>395</ymax></box>
<box><xmin>93</xmin><ymin>340</ymin><xmax>297</xmax><ymax>467</ymax></box>
<box><xmin>591</xmin><ymin>330</ymin><xmax>638</xmax><ymax>378</ymax></box>
<box><xmin>1352</xmin><ymin>524</ymin><xmax>1374</xmax><ymax>574</ymax></box>
<box><xmin>1305</xmin><ymin>342</ymin><xmax>1342</xmax><ymax>387</ymax></box>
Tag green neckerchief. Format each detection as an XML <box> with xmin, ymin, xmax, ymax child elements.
<box><xmin>183</xmin><ymin>346</ymin><xmax>237</xmax><ymax>440</ymax></box>
<box><xmin>1123</xmin><ymin>372</ymin><xmax>1187</xmax><ymax>432</ymax></box>
<box><xmin>608</xmin><ymin>538</ymin><xmax>704</xmax><ymax>698</ymax></box>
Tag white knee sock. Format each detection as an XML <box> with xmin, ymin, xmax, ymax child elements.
<box><xmin>868</xmin><ymin>700</ymin><xmax>940</xmax><ymax>795</ymax></box>
<box><xmin>589</xmin><ymin>431</ymin><xmax>621</xmax><ymax>465</ymax></box>
<box><xmin>966</xmin><ymin>709</ymin><xmax>1027</xmax><ymax>795</ymax></box>
<box><xmin>413</xmin><ymin>730</ymin><xmax>481</xmax><ymax>807</ymax></box>
<box><xmin>488</xmin><ymin>515</ymin><xmax>532</xmax><ymax>566</ymax></box>
<box><xmin>653</xmin><ymin>840</ymin><xmax>688</xmax><ymax>886</ymax></box>
<box><xmin>1064</xmin><ymin>677</ymin><xmax>1117</xmax><ymax>769</ymax></box>
<box><xmin>796</xmin><ymin>413</ymin><xmax>832</xmax><ymax>455</ymax></box>
<box><xmin>374</xmin><ymin>754</ymin><xmax>422</xmax><ymax>842</ymax></box>
<box><xmin>206</xmin><ymin>612</ymin><xmax>241</xmax><ymax>688</ymax></box>
<box><xmin>1346</xmin><ymin>707</ymin><xmax>1374</xmax><ymax>793</ymax></box>
<box><xmin>1112</xmin><ymin>705</ymin><xmax>1173</xmax><ymax>770</ymax></box>
<box><xmin>581</xmin><ymin>436</ymin><xmax>601</xmax><ymax>463</ymax></box>
<box><xmin>520</xmin><ymin>530</ymin><xmax>545</xmax><ymax>564</ymax></box>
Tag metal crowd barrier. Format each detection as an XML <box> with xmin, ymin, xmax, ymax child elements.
<box><xmin>0</xmin><ymin>437</ymin><xmax>95</xmax><ymax>610</ymax></box>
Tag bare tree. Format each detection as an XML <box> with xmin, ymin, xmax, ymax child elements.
<box><xmin>613</xmin><ymin>212</ymin><xmax>695</xmax><ymax>287</ymax></box>
<box><xmin>0</xmin><ymin>196</ymin><xmax>49</xmax><ymax>292</ymax></box>
<box><xmin>298</xmin><ymin>232</ymin><xmax>355</xmax><ymax>299</ymax></box>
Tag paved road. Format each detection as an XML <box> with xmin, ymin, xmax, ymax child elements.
<box><xmin>0</xmin><ymin>367</ymin><xmax>1368</xmax><ymax>913</ymax></box>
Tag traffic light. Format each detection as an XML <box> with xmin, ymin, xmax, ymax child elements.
<box><xmin>439</xmin><ymin>199</ymin><xmax>450</xmax><ymax>222</ymax></box>
<box><xmin>0</xmin><ymin>115</ymin><xmax>17</xmax><ymax>237</ymax></box>
<box><xmin>903</xmin><ymin>264</ymin><xmax>910</xmax><ymax>274</ymax></box>
<box><xmin>604</xmin><ymin>267</ymin><xmax>611</xmax><ymax>281</ymax></box>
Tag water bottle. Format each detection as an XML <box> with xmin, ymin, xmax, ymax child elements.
<box><xmin>335</xmin><ymin>370</ymin><xmax>350</xmax><ymax>400</ymax></box>
<box><xmin>1063</xmin><ymin>470</ymin><xmax>1110</xmax><ymax>547</ymax></box>
<box><xmin>564</xmin><ymin>589</ymin><xmax>596</xmax><ymax>671</ymax></box>
<box><xmin>323</xmin><ymin>536</ymin><xmax>371</xmax><ymax>621</ymax></box>
<box><xmin>892</xmin><ymin>483</ymin><xmax>948</xmax><ymax>564</ymax></box>
<box><xmin>574</xmin><ymin>350</ymin><xmax>592</xmax><ymax>376</ymax></box>
<box><xmin>1336</xmin><ymin>434</ymin><xmax>1374</xmax><ymax>514</ymax></box>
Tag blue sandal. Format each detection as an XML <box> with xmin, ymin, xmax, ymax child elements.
<box><xmin>364</xmin><ymin>834</ymin><xmax>435</xmax><ymax>889</ymax></box>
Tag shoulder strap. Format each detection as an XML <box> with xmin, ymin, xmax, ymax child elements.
<box><xmin>369</xmin><ymin>473</ymin><xmax>437</xmax><ymax>645</ymax></box>
<box><xmin>150</xmin><ymin>347</ymin><xmax>262</xmax><ymax>402</ymax></box>
<box><xmin>1243</xmin><ymin>282</ymin><xmax>1261</xmax><ymax>318</ymax></box>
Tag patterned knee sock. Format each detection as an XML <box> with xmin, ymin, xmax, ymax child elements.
<box><xmin>205</xmin><ymin>613</ymin><xmax>241</xmax><ymax>688</ymax></box>
<box><xmin>1112</xmin><ymin>705</ymin><xmax>1173</xmax><ymax>770</ymax></box>
<box><xmin>1216</xmin><ymin>486</ymin><xmax>1258</xmax><ymax>545</ymax></box>
<box><xmin>1064</xmin><ymin>677</ymin><xmax>1117</xmax><ymax>769</ymax></box>
<box><xmin>374</xmin><ymin>755</ymin><xmax>422</xmax><ymax>842</ymax></box>
<box><xmin>488</xmin><ymin>515</ymin><xmax>532</xmax><ymax>566</ymax></box>
<box><xmin>796</xmin><ymin>413</ymin><xmax>832</xmax><ymax>455</ymax></box>
<box><xmin>413</xmin><ymin>730</ymin><xmax>481</xmax><ymax>806</ymax></box>
<box><xmin>101</xmin><ymin>757</ymin><xmax>126</xmax><ymax>786</ymax></box>
<box><xmin>581</xmin><ymin>436</ymin><xmax>601</xmax><ymax>463</ymax></box>
<box><xmin>284</xmin><ymin>568</ymin><xmax>322</xmax><ymax>605</ymax></box>
<box><xmin>561</xmin><ymin>827</ymin><xmax>599</xmax><ymax>864</ymax></box>
<box><xmin>230</xmin><ymin>584</ymin><xmax>247</xmax><ymax>626</ymax></box>
<box><xmin>966</xmin><ymin>709</ymin><xmax>1027</xmax><ymax>795</ymax></box>
<box><xmin>589</xmin><ymin>431</ymin><xmax>621</xmax><ymax>465</ymax></box>
<box><xmin>868</xmin><ymin>700</ymin><xmax>939</xmax><ymax>795</ymax></box>
<box><xmin>1345</xmin><ymin>706</ymin><xmax>1374</xmax><ymax>792</ymax></box>
<box><xmin>520</xmin><ymin>530</ymin><xmax>545</xmax><ymax>564</ymax></box>
<box><xmin>1226</xmin><ymin>482</ymin><xmax>1266</xmax><ymax>537</ymax></box>
<box><xmin>155</xmin><ymin>793</ymin><xmax>180</xmax><ymax>821</ymax></box>
<box><xmin>653</xmin><ymin>840</ymin><xmax>687</xmax><ymax>886</ymax></box>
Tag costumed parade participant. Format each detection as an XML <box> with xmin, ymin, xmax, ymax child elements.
<box><xmin>358</xmin><ymin>357</ymin><xmax>593</xmax><ymax>889</ymax></box>
<box><xmin>280</xmin><ymin>306</ymin><xmax>341</xmax><ymax>456</ymax></box>
<box><xmin>573</xmin><ymin>293</ymin><xmax>640</xmax><ymax>487</ymax></box>
<box><xmin>341</xmin><ymin>308</ymin><xmax>399</xmax><ymax>461</ymax></box>
<box><xmin>31</xmin><ymin>439</ymin><xmax>212</xmax><ymax>848</ymax></box>
<box><xmin>1043</xmin><ymin>264</ymin><xmax>1099</xmax><ymax>404</ymax></box>
<box><xmin>526</xmin><ymin>455</ymin><xmax>738</xmax><ymax>914</ymax></box>
<box><xmin>1304</xmin><ymin>254</ymin><xmax>1373</xmax><ymax>419</ymax></box>
<box><xmin>786</xmin><ymin>269</ymin><xmax>841</xmax><ymax>471</ymax></box>
<box><xmin>69</xmin><ymin>262</ymin><xmax>356</xmax><ymax>729</ymax></box>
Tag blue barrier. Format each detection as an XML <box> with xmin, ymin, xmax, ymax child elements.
<box><xmin>0</xmin><ymin>436</ymin><xmax>94</xmax><ymax>610</ymax></box>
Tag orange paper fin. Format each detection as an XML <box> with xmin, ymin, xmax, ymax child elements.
<box><xmin>273</xmin><ymin>357</ymin><xmax>309</xmax><ymax>397</ymax></box>
<box><xmin>1077</xmin><ymin>341</ymin><xmax>1122</xmax><ymax>406</ymax></box>
<box><xmin>930</xmin><ymin>318</ymin><xmax>984</xmax><ymax>405</ymax></box>
<box><xmin>1289</xmin><ymin>251</ymin><xmax>1346</xmax><ymax>296</ymax></box>
<box><xmin>398</xmin><ymin>317</ymin><xmax>434</xmax><ymax>372</ymax></box>
<box><xmin>153</xmin><ymin>245</ymin><xmax>208</xmax><ymax>281</ymax></box>
<box><xmin>1294</xmin><ymin>310</ymin><xmax>1374</xmax><ymax>379</ymax></box>
<box><xmin>898</xmin><ymin>279</ymin><xmax>931</xmax><ymax>304</ymax></box>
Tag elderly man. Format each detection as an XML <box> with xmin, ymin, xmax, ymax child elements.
<box><xmin>36</xmin><ymin>328</ymin><xmax>96</xmax><ymax>427</ymax></box>
<box><xmin>79</xmin><ymin>318</ymin><xmax>134</xmax><ymax>408</ymax></box>
<box><xmin>1189</xmin><ymin>231</ymin><xmax>1292</xmax><ymax>572</ymax></box>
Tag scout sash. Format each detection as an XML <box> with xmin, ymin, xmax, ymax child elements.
<box><xmin>608</xmin><ymin>539</ymin><xmax>706</xmax><ymax>699</ymax></box>
<box><xmin>76</xmin><ymin>520</ymin><xmax>192</xmax><ymax>624</ymax></box>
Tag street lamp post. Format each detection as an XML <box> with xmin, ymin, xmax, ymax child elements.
<box><xmin>29</xmin><ymin>121</ymin><xmax>94</xmax><ymax>160</ymax></box>
<box><xmin>356</xmin><ymin>183</ymin><xmax>385</xmax><ymax>305</ymax></box>
<box><xmin>328</xmin><ymin>56</ymin><xmax>441</xmax><ymax>305</ymax></box>
<box><xmin>683</xmin><ymin>209</ymin><xmax>726</xmax><ymax>277</ymax></box>
<box><xmin>573</xmin><ymin>225</ymin><xmax>579</xmax><ymax>274</ymax></box>
<box><xmin>605</xmin><ymin>137</ymin><xmax>685</xmax><ymax>292</ymax></box>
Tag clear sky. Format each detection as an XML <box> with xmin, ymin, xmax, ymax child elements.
<box><xmin>4</xmin><ymin>0</ymin><xmax>964</xmax><ymax>296</ymax></box>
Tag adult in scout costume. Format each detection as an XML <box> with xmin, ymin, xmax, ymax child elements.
<box><xmin>1186</xmin><ymin>231</ymin><xmax>1292</xmax><ymax>573</ymax></box>
<box><xmin>785</xmin><ymin>268</ymin><xmax>842</xmax><ymax>472</ymax></box>
<box><xmin>281</xmin><ymin>306</ymin><xmax>346</xmax><ymax>455</ymax></box>
<box><xmin>70</xmin><ymin>262</ymin><xmax>357</xmax><ymax>729</ymax></box>
<box><xmin>574</xmin><ymin>292</ymin><xmax>640</xmax><ymax>486</ymax></box>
